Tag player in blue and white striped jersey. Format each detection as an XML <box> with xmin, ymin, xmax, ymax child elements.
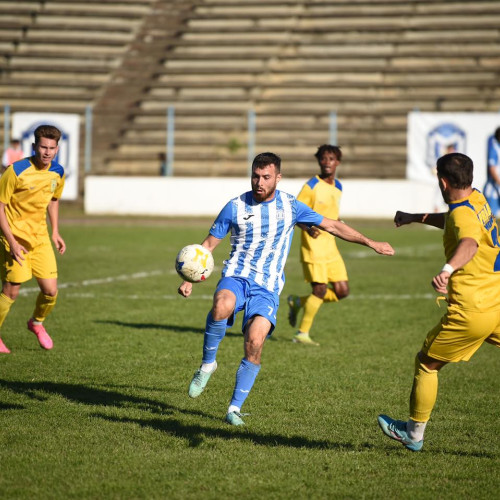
<box><xmin>178</xmin><ymin>152</ymin><xmax>394</xmax><ymax>426</ymax></box>
<box><xmin>212</xmin><ymin>189</ymin><xmax>316</xmax><ymax>295</ymax></box>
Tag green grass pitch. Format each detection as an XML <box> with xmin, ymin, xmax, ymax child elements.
<box><xmin>0</xmin><ymin>214</ymin><xmax>498</xmax><ymax>499</ymax></box>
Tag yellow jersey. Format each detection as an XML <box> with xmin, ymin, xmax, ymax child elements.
<box><xmin>297</xmin><ymin>175</ymin><xmax>342</xmax><ymax>263</ymax></box>
<box><xmin>444</xmin><ymin>189</ymin><xmax>500</xmax><ymax>311</ymax></box>
<box><xmin>0</xmin><ymin>157</ymin><xmax>65</xmax><ymax>248</ymax></box>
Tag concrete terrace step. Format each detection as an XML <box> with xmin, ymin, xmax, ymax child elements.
<box><xmin>25</xmin><ymin>28</ymin><xmax>135</xmax><ymax>44</ymax></box>
<box><xmin>180</xmin><ymin>29</ymin><xmax>500</xmax><ymax>45</ymax></box>
<box><xmin>15</xmin><ymin>42</ymin><xmax>128</xmax><ymax>57</ymax></box>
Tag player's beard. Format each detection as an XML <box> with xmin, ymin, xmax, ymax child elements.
<box><xmin>438</xmin><ymin>179</ymin><xmax>451</xmax><ymax>204</ymax></box>
<box><xmin>252</xmin><ymin>183</ymin><xmax>276</xmax><ymax>202</ymax></box>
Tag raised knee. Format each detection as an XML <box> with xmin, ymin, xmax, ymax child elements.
<box><xmin>334</xmin><ymin>282</ymin><xmax>350</xmax><ymax>300</ymax></box>
<box><xmin>312</xmin><ymin>283</ymin><xmax>327</xmax><ymax>299</ymax></box>
<box><xmin>2</xmin><ymin>284</ymin><xmax>20</xmax><ymax>301</ymax></box>
<box><xmin>212</xmin><ymin>299</ymin><xmax>232</xmax><ymax>321</ymax></box>
<box><xmin>212</xmin><ymin>306</ymin><xmax>228</xmax><ymax>321</ymax></box>
<box><xmin>416</xmin><ymin>352</ymin><xmax>441</xmax><ymax>373</ymax></box>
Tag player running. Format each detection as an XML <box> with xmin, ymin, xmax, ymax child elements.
<box><xmin>0</xmin><ymin>125</ymin><xmax>66</xmax><ymax>354</ymax></box>
<box><xmin>178</xmin><ymin>152</ymin><xmax>394</xmax><ymax>426</ymax></box>
<box><xmin>287</xmin><ymin>144</ymin><xmax>348</xmax><ymax>345</ymax></box>
<box><xmin>378</xmin><ymin>152</ymin><xmax>500</xmax><ymax>451</ymax></box>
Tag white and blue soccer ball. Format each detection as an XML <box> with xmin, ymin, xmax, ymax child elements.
<box><xmin>175</xmin><ymin>244</ymin><xmax>214</xmax><ymax>283</ymax></box>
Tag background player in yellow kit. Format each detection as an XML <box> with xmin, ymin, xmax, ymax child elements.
<box><xmin>378</xmin><ymin>152</ymin><xmax>500</xmax><ymax>451</ymax></box>
<box><xmin>0</xmin><ymin>125</ymin><xmax>66</xmax><ymax>354</ymax></box>
<box><xmin>287</xmin><ymin>145</ymin><xmax>349</xmax><ymax>345</ymax></box>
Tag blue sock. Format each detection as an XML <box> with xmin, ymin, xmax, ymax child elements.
<box><xmin>202</xmin><ymin>311</ymin><xmax>227</xmax><ymax>364</ymax></box>
<box><xmin>229</xmin><ymin>358</ymin><xmax>261</xmax><ymax>410</ymax></box>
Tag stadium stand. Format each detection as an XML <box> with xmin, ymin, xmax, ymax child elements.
<box><xmin>1</xmin><ymin>0</ymin><xmax>500</xmax><ymax>179</ymax></box>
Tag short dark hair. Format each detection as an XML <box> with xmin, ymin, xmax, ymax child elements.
<box><xmin>436</xmin><ymin>152</ymin><xmax>473</xmax><ymax>189</ymax></box>
<box><xmin>252</xmin><ymin>152</ymin><xmax>281</xmax><ymax>173</ymax></box>
<box><xmin>494</xmin><ymin>127</ymin><xmax>500</xmax><ymax>143</ymax></box>
<box><xmin>34</xmin><ymin>125</ymin><xmax>61</xmax><ymax>144</ymax></box>
<box><xmin>315</xmin><ymin>144</ymin><xmax>342</xmax><ymax>162</ymax></box>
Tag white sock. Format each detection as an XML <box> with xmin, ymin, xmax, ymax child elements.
<box><xmin>201</xmin><ymin>361</ymin><xmax>216</xmax><ymax>373</ymax></box>
<box><xmin>407</xmin><ymin>419</ymin><xmax>427</xmax><ymax>441</ymax></box>
<box><xmin>227</xmin><ymin>405</ymin><xmax>240</xmax><ymax>414</ymax></box>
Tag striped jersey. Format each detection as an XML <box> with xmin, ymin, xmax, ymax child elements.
<box><xmin>210</xmin><ymin>190</ymin><xmax>323</xmax><ymax>294</ymax></box>
<box><xmin>0</xmin><ymin>157</ymin><xmax>65</xmax><ymax>247</ymax></box>
<box><xmin>484</xmin><ymin>136</ymin><xmax>500</xmax><ymax>201</ymax></box>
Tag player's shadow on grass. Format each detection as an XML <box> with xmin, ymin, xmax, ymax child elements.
<box><xmin>94</xmin><ymin>320</ymin><xmax>241</xmax><ymax>337</ymax></box>
<box><xmin>0</xmin><ymin>402</ymin><xmax>25</xmax><ymax>410</ymax></box>
<box><xmin>0</xmin><ymin>379</ymin><xmax>216</xmax><ymax>420</ymax></box>
<box><xmin>92</xmin><ymin>413</ymin><xmax>353</xmax><ymax>451</ymax></box>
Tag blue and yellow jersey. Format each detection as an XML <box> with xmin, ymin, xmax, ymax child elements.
<box><xmin>297</xmin><ymin>175</ymin><xmax>342</xmax><ymax>263</ymax></box>
<box><xmin>0</xmin><ymin>157</ymin><xmax>65</xmax><ymax>247</ymax></box>
<box><xmin>444</xmin><ymin>189</ymin><xmax>500</xmax><ymax>311</ymax></box>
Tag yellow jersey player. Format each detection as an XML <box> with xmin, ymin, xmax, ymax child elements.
<box><xmin>0</xmin><ymin>125</ymin><xmax>66</xmax><ymax>354</ymax></box>
<box><xmin>287</xmin><ymin>145</ymin><xmax>349</xmax><ymax>345</ymax></box>
<box><xmin>378</xmin><ymin>152</ymin><xmax>500</xmax><ymax>451</ymax></box>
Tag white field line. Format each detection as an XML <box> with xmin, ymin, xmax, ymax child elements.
<box><xmin>285</xmin><ymin>243</ymin><xmax>442</xmax><ymax>263</ymax></box>
<box><xmin>60</xmin><ymin>291</ymin><xmax>436</xmax><ymax>301</ymax></box>
<box><xmin>18</xmin><ymin>269</ymin><xmax>166</xmax><ymax>296</ymax></box>
<box><xmin>17</xmin><ymin>242</ymin><xmax>441</xmax><ymax>300</ymax></box>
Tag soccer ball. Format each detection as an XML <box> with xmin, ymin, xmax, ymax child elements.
<box><xmin>175</xmin><ymin>244</ymin><xmax>214</xmax><ymax>283</ymax></box>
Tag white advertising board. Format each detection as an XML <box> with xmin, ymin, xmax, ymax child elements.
<box><xmin>11</xmin><ymin>112</ymin><xmax>80</xmax><ymax>200</ymax></box>
<box><xmin>84</xmin><ymin>177</ymin><xmax>436</xmax><ymax>218</ymax></box>
<box><xmin>407</xmin><ymin>111</ymin><xmax>500</xmax><ymax>194</ymax></box>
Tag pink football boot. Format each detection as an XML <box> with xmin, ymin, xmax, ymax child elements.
<box><xmin>0</xmin><ymin>337</ymin><xmax>10</xmax><ymax>354</ymax></box>
<box><xmin>27</xmin><ymin>319</ymin><xmax>53</xmax><ymax>350</ymax></box>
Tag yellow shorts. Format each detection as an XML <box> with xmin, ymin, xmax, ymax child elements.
<box><xmin>0</xmin><ymin>235</ymin><xmax>58</xmax><ymax>283</ymax></box>
<box><xmin>422</xmin><ymin>304</ymin><xmax>500</xmax><ymax>362</ymax></box>
<box><xmin>302</xmin><ymin>256</ymin><xmax>348</xmax><ymax>284</ymax></box>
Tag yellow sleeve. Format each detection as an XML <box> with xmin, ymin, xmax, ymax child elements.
<box><xmin>53</xmin><ymin>174</ymin><xmax>65</xmax><ymax>199</ymax></box>
<box><xmin>0</xmin><ymin>166</ymin><xmax>18</xmax><ymax>205</ymax></box>
<box><xmin>297</xmin><ymin>183</ymin><xmax>313</xmax><ymax>208</ymax></box>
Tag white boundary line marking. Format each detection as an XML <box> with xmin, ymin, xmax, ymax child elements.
<box><xmin>18</xmin><ymin>269</ymin><xmax>166</xmax><ymax>296</ymax></box>
<box><xmin>17</xmin><ymin>241</ymin><xmax>442</xmax><ymax>301</ymax></box>
<box><xmin>58</xmin><ymin>291</ymin><xmax>436</xmax><ymax>301</ymax></box>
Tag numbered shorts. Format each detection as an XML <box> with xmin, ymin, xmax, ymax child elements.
<box><xmin>302</xmin><ymin>255</ymin><xmax>348</xmax><ymax>284</ymax></box>
<box><xmin>422</xmin><ymin>304</ymin><xmax>500</xmax><ymax>362</ymax></box>
<box><xmin>0</xmin><ymin>235</ymin><xmax>57</xmax><ymax>283</ymax></box>
<box><xmin>215</xmin><ymin>276</ymin><xmax>279</xmax><ymax>335</ymax></box>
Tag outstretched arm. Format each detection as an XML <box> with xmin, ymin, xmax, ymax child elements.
<box><xmin>297</xmin><ymin>222</ymin><xmax>321</xmax><ymax>238</ymax></box>
<box><xmin>317</xmin><ymin>217</ymin><xmax>394</xmax><ymax>255</ymax></box>
<box><xmin>394</xmin><ymin>210</ymin><xmax>446</xmax><ymax>229</ymax></box>
<box><xmin>178</xmin><ymin>234</ymin><xmax>222</xmax><ymax>298</ymax></box>
<box><xmin>432</xmin><ymin>237</ymin><xmax>478</xmax><ymax>294</ymax></box>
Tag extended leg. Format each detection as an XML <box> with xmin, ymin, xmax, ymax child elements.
<box><xmin>188</xmin><ymin>289</ymin><xmax>235</xmax><ymax>398</ymax></box>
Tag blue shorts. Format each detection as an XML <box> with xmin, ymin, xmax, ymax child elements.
<box><xmin>216</xmin><ymin>276</ymin><xmax>279</xmax><ymax>335</ymax></box>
